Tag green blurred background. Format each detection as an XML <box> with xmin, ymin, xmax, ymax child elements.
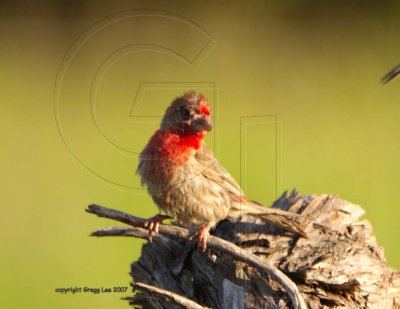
<box><xmin>2</xmin><ymin>0</ymin><xmax>400</xmax><ymax>308</ymax></box>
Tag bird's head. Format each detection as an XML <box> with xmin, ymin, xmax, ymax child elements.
<box><xmin>160</xmin><ymin>91</ymin><xmax>213</xmax><ymax>136</ymax></box>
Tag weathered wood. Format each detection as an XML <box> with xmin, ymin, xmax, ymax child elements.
<box><xmin>223</xmin><ymin>279</ymin><xmax>244</xmax><ymax>309</ymax></box>
<box><xmin>87</xmin><ymin>191</ymin><xmax>400</xmax><ymax>308</ymax></box>
<box><xmin>131</xmin><ymin>282</ymin><xmax>212</xmax><ymax>309</ymax></box>
<box><xmin>87</xmin><ymin>205</ymin><xmax>306</xmax><ymax>308</ymax></box>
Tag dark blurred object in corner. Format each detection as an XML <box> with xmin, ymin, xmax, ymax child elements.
<box><xmin>381</xmin><ymin>64</ymin><xmax>400</xmax><ymax>85</ymax></box>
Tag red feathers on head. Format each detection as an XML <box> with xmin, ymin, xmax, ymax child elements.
<box><xmin>197</xmin><ymin>99</ymin><xmax>211</xmax><ymax>116</ymax></box>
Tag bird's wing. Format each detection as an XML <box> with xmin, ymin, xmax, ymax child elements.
<box><xmin>196</xmin><ymin>145</ymin><xmax>306</xmax><ymax>237</ymax></box>
<box><xmin>195</xmin><ymin>144</ymin><xmax>245</xmax><ymax>198</ymax></box>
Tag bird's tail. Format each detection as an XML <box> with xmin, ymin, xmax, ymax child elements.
<box><xmin>230</xmin><ymin>201</ymin><xmax>307</xmax><ymax>237</ymax></box>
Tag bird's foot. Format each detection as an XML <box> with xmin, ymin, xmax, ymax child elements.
<box><xmin>144</xmin><ymin>214</ymin><xmax>171</xmax><ymax>242</ymax></box>
<box><xmin>189</xmin><ymin>226</ymin><xmax>210</xmax><ymax>251</ymax></box>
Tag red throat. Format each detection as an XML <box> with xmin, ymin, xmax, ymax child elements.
<box><xmin>146</xmin><ymin>130</ymin><xmax>206</xmax><ymax>162</ymax></box>
<box><xmin>181</xmin><ymin>131</ymin><xmax>206</xmax><ymax>149</ymax></box>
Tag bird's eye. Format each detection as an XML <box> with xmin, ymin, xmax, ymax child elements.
<box><xmin>179</xmin><ymin>106</ymin><xmax>193</xmax><ymax>121</ymax></box>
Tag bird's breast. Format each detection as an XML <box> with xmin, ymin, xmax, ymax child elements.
<box><xmin>138</xmin><ymin>154</ymin><xmax>230</xmax><ymax>228</ymax></box>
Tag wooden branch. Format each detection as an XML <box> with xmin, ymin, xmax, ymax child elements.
<box><xmin>86</xmin><ymin>204</ymin><xmax>306</xmax><ymax>309</ymax></box>
<box><xmin>133</xmin><ymin>282</ymin><xmax>212</xmax><ymax>309</ymax></box>
<box><xmin>87</xmin><ymin>192</ymin><xmax>400</xmax><ymax>308</ymax></box>
<box><xmin>91</xmin><ymin>226</ymin><xmax>148</xmax><ymax>238</ymax></box>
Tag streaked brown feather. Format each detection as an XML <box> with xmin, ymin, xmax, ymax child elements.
<box><xmin>195</xmin><ymin>145</ymin><xmax>306</xmax><ymax>237</ymax></box>
<box><xmin>195</xmin><ymin>145</ymin><xmax>244</xmax><ymax>198</ymax></box>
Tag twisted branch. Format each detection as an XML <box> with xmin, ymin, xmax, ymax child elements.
<box><xmin>86</xmin><ymin>204</ymin><xmax>306</xmax><ymax>309</ymax></box>
<box><xmin>133</xmin><ymin>282</ymin><xmax>212</xmax><ymax>309</ymax></box>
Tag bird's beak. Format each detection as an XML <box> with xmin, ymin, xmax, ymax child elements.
<box><xmin>191</xmin><ymin>115</ymin><xmax>213</xmax><ymax>132</ymax></box>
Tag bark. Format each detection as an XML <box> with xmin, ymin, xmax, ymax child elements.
<box><xmin>87</xmin><ymin>191</ymin><xmax>400</xmax><ymax>309</ymax></box>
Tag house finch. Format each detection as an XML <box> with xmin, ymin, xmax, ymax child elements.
<box><xmin>137</xmin><ymin>91</ymin><xmax>305</xmax><ymax>250</ymax></box>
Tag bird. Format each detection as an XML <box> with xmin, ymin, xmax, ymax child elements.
<box><xmin>136</xmin><ymin>91</ymin><xmax>305</xmax><ymax>250</ymax></box>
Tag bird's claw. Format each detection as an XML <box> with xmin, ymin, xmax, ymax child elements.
<box><xmin>144</xmin><ymin>214</ymin><xmax>171</xmax><ymax>242</ymax></box>
<box><xmin>189</xmin><ymin>226</ymin><xmax>210</xmax><ymax>251</ymax></box>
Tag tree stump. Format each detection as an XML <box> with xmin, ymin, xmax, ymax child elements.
<box><xmin>87</xmin><ymin>191</ymin><xmax>400</xmax><ymax>308</ymax></box>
